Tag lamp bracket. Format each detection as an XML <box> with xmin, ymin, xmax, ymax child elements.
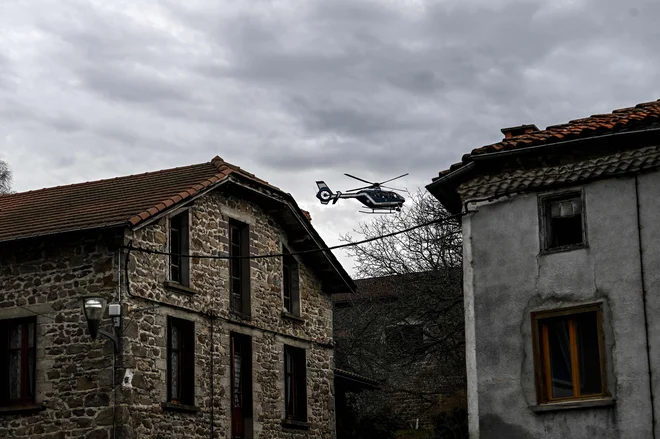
<box><xmin>98</xmin><ymin>329</ymin><xmax>119</xmax><ymax>353</ymax></box>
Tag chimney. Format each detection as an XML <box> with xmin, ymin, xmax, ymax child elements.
<box><xmin>500</xmin><ymin>124</ymin><xmax>539</xmax><ymax>139</ymax></box>
<box><xmin>301</xmin><ymin>209</ymin><xmax>312</xmax><ymax>222</ymax></box>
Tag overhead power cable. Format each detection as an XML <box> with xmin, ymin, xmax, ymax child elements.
<box><xmin>121</xmin><ymin>211</ymin><xmax>466</xmax><ymax>260</ymax></box>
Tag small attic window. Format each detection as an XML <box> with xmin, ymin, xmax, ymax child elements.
<box><xmin>540</xmin><ymin>192</ymin><xmax>585</xmax><ymax>251</ymax></box>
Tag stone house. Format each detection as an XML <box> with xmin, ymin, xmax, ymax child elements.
<box><xmin>0</xmin><ymin>155</ymin><xmax>355</xmax><ymax>439</ymax></box>
<box><xmin>333</xmin><ymin>271</ymin><xmax>466</xmax><ymax>437</ymax></box>
<box><xmin>426</xmin><ymin>99</ymin><xmax>660</xmax><ymax>438</ymax></box>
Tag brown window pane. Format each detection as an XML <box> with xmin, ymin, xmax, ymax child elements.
<box><xmin>9</xmin><ymin>351</ymin><xmax>20</xmax><ymax>400</ymax></box>
<box><xmin>546</xmin><ymin>319</ymin><xmax>574</xmax><ymax>398</ymax></box>
<box><xmin>231</xmin><ymin>333</ymin><xmax>252</xmax><ymax>439</ymax></box>
<box><xmin>543</xmin><ymin>194</ymin><xmax>584</xmax><ymax>249</ymax></box>
<box><xmin>167</xmin><ymin>318</ymin><xmax>194</xmax><ymax>405</ymax></box>
<box><xmin>283</xmin><ymin>263</ymin><xmax>291</xmax><ymax>312</ymax></box>
<box><xmin>576</xmin><ymin>313</ymin><xmax>603</xmax><ymax>395</ymax></box>
<box><xmin>27</xmin><ymin>349</ymin><xmax>35</xmax><ymax>399</ymax></box>
<box><xmin>550</xmin><ymin>216</ymin><xmax>583</xmax><ymax>247</ymax></box>
<box><xmin>170</xmin><ymin>351</ymin><xmax>179</xmax><ymax>400</ymax></box>
<box><xmin>1</xmin><ymin>317</ymin><xmax>37</xmax><ymax>406</ymax></box>
<box><xmin>9</xmin><ymin>324</ymin><xmax>21</xmax><ymax>349</ymax></box>
<box><xmin>535</xmin><ymin>307</ymin><xmax>606</xmax><ymax>404</ymax></box>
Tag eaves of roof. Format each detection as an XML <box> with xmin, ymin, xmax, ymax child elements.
<box><xmin>0</xmin><ymin>156</ymin><xmax>355</xmax><ymax>293</ymax></box>
<box><xmin>427</xmin><ymin>99</ymin><xmax>660</xmax><ymax>213</ymax></box>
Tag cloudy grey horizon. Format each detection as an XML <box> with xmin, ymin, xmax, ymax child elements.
<box><xmin>1</xmin><ymin>0</ymin><xmax>659</xmax><ymax>275</ymax></box>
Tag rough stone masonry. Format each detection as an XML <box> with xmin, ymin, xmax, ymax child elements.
<box><xmin>0</xmin><ymin>188</ymin><xmax>340</xmax><ymax>439</ymax></box>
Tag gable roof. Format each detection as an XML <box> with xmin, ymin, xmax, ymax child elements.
<box><xmin>0</xmin><ymin>157</ymin><xmax>257</xmax><ymax>241</ymax></box>
<box><xmin>427</xmin><ymin>99</ymin><xmax>660</xmax><ymax>212</ymax></box>
<box><xmin>0</xmin><ymin>156</ymin><xmax>354</xmax><ymax>293</ymax></box>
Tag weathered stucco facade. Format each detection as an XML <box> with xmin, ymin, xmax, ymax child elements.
<box><xmin>0</xmin><ymin>157</ymin><xmax>353</xmax><ymax>438</ymax></box>
<box><xmin>427</xmin><ymin>101</ymin><xmax>660</xmax><ymax>438</ymax></box>
<box><xmin>461</xmin><ymin>172</ymin><xmax>660</xmax><ymax>438</ymax></box>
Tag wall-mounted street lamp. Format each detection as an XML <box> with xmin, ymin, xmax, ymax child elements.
<box><xmin>81</xmin><ymin>297</ymin><xmax>120</xmax><ymax>353</ymax></box>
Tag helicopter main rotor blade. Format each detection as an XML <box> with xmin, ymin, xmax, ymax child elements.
<box><xmin>382</xmin><ymin>185</ymin><xmax>405</xmax><ymax>191</ymax></box>
<box><xmin>346</xmin><ymin>185</ymin><xmax>372</xmax><ymax>192</ymax></box>
<box><xmin>344</xmin><ymin>173</ymin><xmax>375</xmax><ymax>185</ymax></box>
<box><xmin>378</xmin><ymin>173</ymin><xmax>409</xmax><ymax>185</ymax></box>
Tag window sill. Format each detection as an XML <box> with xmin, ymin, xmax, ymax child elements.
<box><xmin>161</xmin><ymin>402</ymin><xmax>199</xmax><ymax>413</ymax></box>
<box><xmin>530</xmin><ymin>397</ymin><xmax>615</xmax><ymax>413</ymax></box>
<box><xmin>539</xmin><ymin>243</ymin><xmax>588</xmax><ymax>256</ymax></box>
<box><xmin>281</xmin><ymin>419</ymin><xmax>310</xmax><ymax>430</ymax></box>
<box><xmin>163</xmin><ymin>281</ymin><xmax>198</xmax><ymax>296</ymax></box>
<box><xmin>0</xmin><ymin>403</ymin><xmax>46</xmax><ymax>415</ymax></box>
<box><xmin>282</xmin><ymin>311</ymin><xmax>304</xmax><ymax>323</ymax></box>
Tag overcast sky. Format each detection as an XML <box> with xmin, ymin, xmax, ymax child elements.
<box><xmin>1</xmin><ymin>0</ymin><xmax>659</xmax><ymax>275</ymax></box>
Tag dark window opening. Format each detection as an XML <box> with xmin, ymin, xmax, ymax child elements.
<box><xmin>229</xmin><ymin>220</ymin><xmax>251</xmax><ymax>315</ymax></box>
<box><xmin>282</xmin><ymin>246</ymin><xmax>300</xmax><ymax>315</ymax></box>
<box><xmin>0</xmin><ymin>317</ymin><xmax>36</xmax><ymax>406</ymax></box>
<box><xmin>169</xmin><ymin>211</ymin><xmax>190</xmax><ymax>286</ymax></box>
<box><xmin>167</xmin><ymin>317</ymin><xmax>195</xmax><ymax>406</ymax></box>
<box><xmin>543</xmin><ymin>194</ymin><xmax>584</xmax><ymax>250</ymax></box>
<box><xmin>532</xmin><ymin>305</ymin><xmax>606</xmax><ymax>403</ymax></box>
<box><xmin>284</xmin><ymin>345</ymin><xmax>307</xmax><ymax>422</ymax></box>
<box><xmin>231</xmin><ymin>333</ymin><xmax>253</xmax><ymax>439</ymax></box>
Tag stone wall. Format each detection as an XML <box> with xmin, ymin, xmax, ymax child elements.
<box><xmin>0</xmin><ymin>230</ymin><xmax>120</xmax><ymax>439</ymax></box>
<box><xmin>122</xmin><ymin>189</ymin><xmax>336</xmax><ymax>438</ymax></box>
<box><xmin>0</xmin><ymin>188</ymin><xmax>338</xmax><ymax>438</ymax></box>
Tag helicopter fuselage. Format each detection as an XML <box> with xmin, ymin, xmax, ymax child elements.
<box><xmin>316</xmin><ymin>181</ymin><xmax>405</xmax><ymax>211</ymax></box>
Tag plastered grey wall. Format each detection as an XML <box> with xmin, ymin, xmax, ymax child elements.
<box><xmin>463</xmin><ymin>174</ymin><xmax>659</xmax><ymax>438</ymax></box>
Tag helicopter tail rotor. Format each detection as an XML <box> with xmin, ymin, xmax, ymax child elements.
<box><xmin>315</xmin><ymin>181</ymin><xmax>334</xmax><ymax>205</ymax></box>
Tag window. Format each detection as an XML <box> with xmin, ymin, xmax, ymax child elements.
<box><xmin>282</xmin><ymin>246</ymin><xmax>300</xmax><ymax>315</ymax></box>
<box><xmin>229</xmin><ymin>219</ymin><xmax>250</xmax><ymax>315</ymax></box>
<box><xmin>0</xmin><ymin>317</ymin><xmax>36</xmax><ymax>406</ymax></box>
<box><xmin>231</xmin><ymin>333</ymin><xmax>253</xmax><ymax>438</ymax></box>
<box><xmin>532</xmin><ymin>305</ymin><xmax>607</xmax><ymax>404</ymax></box>
<box><xmin>167</xmin><ymin>317</ymin><xmax>195</xmax><ymax>406</ymax></box>
<box><xmin>284</xmin><ymin>345</ymin><xmax>307</xmax><ymax>422</ymax></box>
<box><xmin>540</xmin><ymin>192</ymin><xmax>585</xmax><ymax>251</ymax></box>
<box><xmin>169</xmin><ymin>211</ymin><xmax>190</xmax><ymax>286</ymax></box>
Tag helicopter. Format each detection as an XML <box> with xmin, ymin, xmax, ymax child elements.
<box><xmin>315</xmin><ymin>173</ymin><xmax>408</xmax><ymax>213</ymax></box>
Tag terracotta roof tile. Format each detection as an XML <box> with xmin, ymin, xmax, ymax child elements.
<box><xmin>0</xmin><ymin>156</ymin><xmax>281</xmax><ymax>243</ymax></box>
<box><xmin>433</xmin><ymin>99</ymin><xmax>660</xmax><ymax>181</ymax></box>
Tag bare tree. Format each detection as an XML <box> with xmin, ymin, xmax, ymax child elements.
<box><xmin>335</xmin><ymin>189</ymin><xmax>466</xmax><ymax>438</ymax></box>
<box><xmin>0</xmin><ymin>160</ymin><xmax>11</xmax><ymax>194</ymax></box>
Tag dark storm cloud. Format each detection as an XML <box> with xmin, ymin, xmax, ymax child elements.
<box><xmin>2</xmin><ymin>0</ymin><xmax>660</xmax><ymax>273</ymax></box>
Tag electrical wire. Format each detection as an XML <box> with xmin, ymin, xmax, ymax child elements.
<box><xmin>121</xmin><ymin>212</ymin><xmax>466</xmax><ymax>260</ymax></box>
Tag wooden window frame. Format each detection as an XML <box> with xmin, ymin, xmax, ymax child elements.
<box><xmin>167</xmin><ymin>317</ymin><xmax>195</xmax><ymax>406</ymax></box>
<box><xmin>531</xmin><ymin>304</ymin><xmax>608</xmax><ymax>405</ymax></box>
<box><xmin>231</xmin><ymin>332</ymin><xmax>253</xmax><ymax>439</ymax></box>
<box><xmin>282</xmin><ymin>245</ymin><xmax>300</xmax><ymax>316</ymax></box>
<box><xmin>539</xmin><ymin>190</ymin><xmax>587</xmax><ymax>253</ymax></box>
<box><xmin>169</xmin><ymin>210</ymin><xmax>190</xmax><ymax>286</ymax></box>
<box><xmin>0</xmin><ymin>317</ymin><xmax>37</xmax><ymax>406</ymax></box>
<box><xmin>229</xmin><ymin>219</ymin><xmax>251</xmax><ymax>316</ymax></box>
<box><xmin>284</xmin><ymin>345</ymin><xmax>307</xmax><ymax>422</ymax></box>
